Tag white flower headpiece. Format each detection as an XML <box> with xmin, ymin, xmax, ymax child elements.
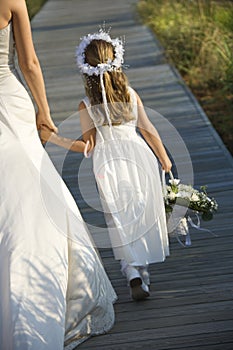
<box><xmin>76</xmin><ymin>29</ymin><xmax>125</xmax><ymax>76</ymax></box>
<box><xmin>76</xmin><ymin>28</ymin><xmax>125</xmax><ymax>139</ymax></box>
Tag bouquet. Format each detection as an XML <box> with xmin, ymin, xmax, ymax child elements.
<box><xmin>164</xmin><ymin>175</ymin><xmax>218</xmax><ymax>220</ymax></box>
<box><xmin>163</xmin><ymin>172</ymin><xmax>218</xmax><ymax>246</ymax></box>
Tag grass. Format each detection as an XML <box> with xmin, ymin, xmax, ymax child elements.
<box><xmin>26</xmin><ymin>0</ymin><xmax>47</xmax><ymax>19</ymax></box>
<box><xmin>137</xmin><ymin>0</ymin><xmax>233</xmax><ymax>155</ymax></box>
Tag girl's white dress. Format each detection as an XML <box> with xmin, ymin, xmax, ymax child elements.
<box><xmin>83</xmin><ymin>88</ymin><xmax>169</xmax><ymax>267</ymax></box>
<box><xmin>0</xmin><ymin>22</ymin><xmax>116</xmax><ymax>350</ymax></box>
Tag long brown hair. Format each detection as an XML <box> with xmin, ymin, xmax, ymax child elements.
<box><xmin>83</xmin><ymin>39</ymin><xmax>134</xmax><ymax>124</ymax></box>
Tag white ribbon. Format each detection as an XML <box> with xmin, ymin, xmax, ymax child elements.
<box><xmin>175</xmin><ymin>232</ymin><xmax>191</xmax><ymax>247</ymax></box>
<box><xmin>174</xmin><ymin>217</ymin><xmax>192</xmax><ymax>247</ymax></box>
<box><xmin>187</xmin><ymin>212</ymin><xmax>217</xmax><ymax>237</ymax></box>
<box><xmin>174</xmin><ymin>212</ymin><xmax>217</xmax><ymax>248</ymax></box>
<box><xmin>99</xmin><ymin>70</ymin><xmax>114</xmax><ymax>140</ymax></box>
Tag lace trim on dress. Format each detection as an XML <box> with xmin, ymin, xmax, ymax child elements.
<box><xmin>64</xmin><ymin>298</ymin><xmax>115</xmax><ymax>349</ymax></box>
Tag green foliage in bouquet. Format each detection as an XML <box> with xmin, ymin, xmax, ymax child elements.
<box><xmin>164</xmin><ymin>178</ymin><xmax>218</xmax><ymax>221</ymax></box>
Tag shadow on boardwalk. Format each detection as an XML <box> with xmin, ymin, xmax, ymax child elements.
<box><xmin>32</xmin><ymin>0</ymin><xmax>233</xmax><ymax>349</ymax></box>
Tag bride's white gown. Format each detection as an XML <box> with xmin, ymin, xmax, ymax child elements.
<box><xmin>0</xmin><ymin>22</ymin><xmax>116</xmax><ymax>350</ymax></box>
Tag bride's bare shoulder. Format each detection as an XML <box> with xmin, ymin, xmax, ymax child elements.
<box><xmin>0</xmin><ymin>0</ymin><xmax>11</xmax><ymax>26</ymax></box>
<box><xmin>0</xmin><ymin>0</ymin><xmax>27</xmax><ymax>23</ymax></box>
<box><xmin>1</xmin><ymin>0</ymin><xmax>28</xmax><ymax>14</ymax></box>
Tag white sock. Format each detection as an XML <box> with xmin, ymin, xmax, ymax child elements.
<box><xmin>120</xmin><ymin>260</ymin><xmax>141</xmax><ymax>283</ymax></box>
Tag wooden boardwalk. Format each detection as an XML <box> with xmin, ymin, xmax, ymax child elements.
<box><xmin>32</xmin><ymin>0</ymin><xmax>233</xmax><ymax>349</ymax></box>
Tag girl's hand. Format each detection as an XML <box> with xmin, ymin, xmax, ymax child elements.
<box><xmin>36</xmin><ymin>111</ymin><xmax>58</xmax><ymax>133</ymax></box>
<box><xmin>160</xmin><ymin>156</ymin><xmax>172</xmax><ymax>173</ymax></box>
<box><xmin>84</xmin><ymin>136</ymin><xmax>95</xmax><ymax>157</ymax></box>
<box><xmin>87</xmin><ymin>135</ymin><xmax>95</xmax><ymax>152</ymax></box>
<box><xmin>40</xmin><ymin>125</ymin><xmax>54</xmax><ymax>144</ymax></box>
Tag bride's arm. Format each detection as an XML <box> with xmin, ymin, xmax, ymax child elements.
<box><xmin>9</xmin><ymin>0</ymin><xmax>57</xmax><ymax>132</ymax></box>
<box><xmin>136</xmin><ymin>91</ymin><xmax>172</xmax><ymax>172</ymax></box>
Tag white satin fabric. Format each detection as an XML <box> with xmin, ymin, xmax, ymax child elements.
<box><xmin>0</xmin><ymin>22</ymin><xmax>116</xmax><ymax>350</ymax></box>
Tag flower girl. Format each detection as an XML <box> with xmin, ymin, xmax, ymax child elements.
<box><xmin>41</xmin><ymin>29</ymin><xmax>172</xmax><ymax>301</ymax></box>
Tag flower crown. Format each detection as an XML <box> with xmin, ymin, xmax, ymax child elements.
<box><xmin>76</xmin><ymin>29</ymin><xmax>125</xmax><ymax>76</ymax></box>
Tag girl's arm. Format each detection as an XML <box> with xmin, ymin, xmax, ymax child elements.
<box><xmin>40</xmin><ymin>126</ymin><xmax>94</xmax><ymax>153</ymax></box>
<box><xmin>78</xmin><ymin>101</ymin><xmax>96</xmax><ymax>147</ymax></box>
<box><xmin>9</xmin><ymin>0</ymin><xmax>57</xmax><ymax>132</ymax></box>
<box><xmin>40</xmin><ymin>101</ymin><xmax>96</xmax><ymax>153</ymax></box>
<box><xmin>136</xmin><ymin>92</ymin><xmax>172</xmax><ymax>172</ymax></box>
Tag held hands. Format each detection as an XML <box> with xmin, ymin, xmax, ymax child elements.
<box><xmin>39</xmin><ymin>125</ymin><xmax>95</xmax><ymax>155</ymax></box>
<box><xmin>40</xmin><ymin>125</ymin><xmax>54</xmax><ymax>145</ymax></box>
<box><xmin>36</xmin><ymin>111</ymin><xmax>58</xmax><ymax>133</ymax></box>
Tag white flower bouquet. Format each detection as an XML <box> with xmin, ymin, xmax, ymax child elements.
<box><xmin>164</xmin><ymin>175</ymin><xmax>218</xmax><ymax>221</ymax></box>
<box><xmin>162</xmin><ymin>172</ymin><xmax>218</xmax><ymax>246</ymax></box>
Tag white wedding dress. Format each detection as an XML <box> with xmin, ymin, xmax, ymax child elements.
<box><xmin>0</xmin><ymin>22</ymin><xmax>116</xmax><ymax>350</ymax></box>
<box><xmin>82</xmin><ymin>88</ymin><xmax>169</xmax><ymax>267</ymax></box>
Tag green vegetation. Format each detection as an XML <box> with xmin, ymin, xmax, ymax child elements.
<box><xmin>26</xmin><ymin>0</ymin><xmax>47</xmax><ymax>19</ymax></box>
<box><xmin>137</xmin><ymin>0</ymin><xmax>233</xmax><ymax>154</ymax></box>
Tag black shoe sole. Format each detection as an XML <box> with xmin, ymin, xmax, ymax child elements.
<box><xmin>130</xmin><ymin>278</ymin><xmax>150</xmax><ymax>301</ymax></box>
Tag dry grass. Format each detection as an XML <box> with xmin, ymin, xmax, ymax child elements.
<box><xmin>137</xmin><ymin>0</ymin><xmax>233</xmax><ymax>154</ymax></box>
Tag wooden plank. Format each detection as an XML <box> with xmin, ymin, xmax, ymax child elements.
<box><xmin>77</xmin><ymin>321</ymin><xmax>233</xmax><ymax>347</ymax></box>
<box><xmin>79</xmin><ymin>333</ymin><xmax>233</xmax><ymax>350</ymax></box>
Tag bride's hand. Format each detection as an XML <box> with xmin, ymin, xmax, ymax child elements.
<box><xmin>36</xmin><ymin>111</ymin><xmax>58</xmax><ymax>133</ymax></box>
<box><xmin>40</xmin><ymin>125</ymin><xmax>54</xmax><ymax>144</ymax></box>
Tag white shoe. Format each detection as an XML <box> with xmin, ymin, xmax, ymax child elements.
<box><xmin>138</xmin><ymin>265</ymin><xmax>150</xmax><ymax>286</ymax></box>
<box><xmin>141</xmin><ymin>281</ymin><xmax>150</xmax><ymax>293</ymax></box>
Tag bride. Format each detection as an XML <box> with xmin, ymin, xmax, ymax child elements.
<box><xmin>0</xmin><ymin>0</ymin><xmax>116</xmax><ymax>349</ymax></box>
